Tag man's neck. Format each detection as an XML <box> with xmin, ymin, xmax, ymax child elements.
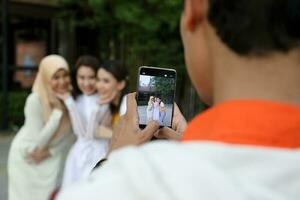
<box><xmin>213</xmin><ymin>50</ymin><xmax>300</xmax><ymax>106</ymax></box>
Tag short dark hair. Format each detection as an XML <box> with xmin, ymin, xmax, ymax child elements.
<box><xmin>208</xmin><ymin>0</ymin><xmax>300</xmax><ymax>56</ymax></box>
<box><xmin>72</xmin><ymin>55</ymin><xmax>100</xmax><ymax>98</ymax></box>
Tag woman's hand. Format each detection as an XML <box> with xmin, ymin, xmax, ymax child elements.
<box><xmin>27</xmin><ymin>147</ymin><xmax>51</xmax><ymax>164</ymax></box>
<box><xmin>95</xmin><ymin>125</ymin><xmax>113</xmax><ymax>139</ymax></box>
<box><xmin>154</xmin><ymin>103</ymin><xmax>187</xmax><ymax>140</ymax></box>
<box><xmin>55</xmin><ymin>92</ymin><xmax>71</xmax><ymax>101</ymax></box>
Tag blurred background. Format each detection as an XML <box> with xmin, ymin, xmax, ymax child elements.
<box><xmin>0</xmin><ymin>1</ymin><xmax>207</xmax><ymax>198</ymax></box>
<box><xmin>0</xmin><ymin>0</ymin><xmax>207</xmax><ymax>132</ymax></box>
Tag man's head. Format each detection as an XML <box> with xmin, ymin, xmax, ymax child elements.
<box><xmin>181</xmin><ymin>0</ymin><xmax>300</xmax><ymax>105</ymax></box>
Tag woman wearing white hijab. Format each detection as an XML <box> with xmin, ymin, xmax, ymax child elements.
<box><xmin>8</xmin><ymin>55</ymin><xmax>75</xmax><ymax>200</ymax></box>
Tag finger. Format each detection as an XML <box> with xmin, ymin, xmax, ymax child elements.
<box><xmin>173</xmin><ymin>102</ymin><xmax>179</xmax><ymax>112</ymax></box>
<box><xmin>140</xmin><ymin>120</ymin><xmax>160</xmax><ymax>142</ymax></box>
<box><xmin>156</xmin><ymin>127</ymin><xmax>172</xmax><ymax>138</ymax></box>
<box><xmin>154</xmin><ymin>127</ymin><xmax>167</xmax><ymax>139</ymax></box>
<box><xmin>125</xmin><ymin>93</ymin><xmax>137</xmax><ymax>116</ymax></box>
<box><xmin>157</xmin><ymin>127</ymin><xmax>182</xmax><ymax>140</ymax></box>
<box><xmin>153</xmin><ymin>130</ymin><xmax>160</xmax><ymax>138</ymax></box>
<box><xmin>173</xmin><ymin>102</ymin><xmax>183</xmax><ymax>117</ymax></box>
<box><xmin>125</xmin><ymin>93</ymin><xmax>139</xmax><ymax>127</ymax></box>
<box><xmin>55</xmin><ymin>93</ymin><xmax>64</xmax><ymax>100</ymax></box>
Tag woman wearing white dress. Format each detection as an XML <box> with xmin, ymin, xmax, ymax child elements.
<box><xmin>146</xmin><ymin>96</ymin><xmax>154</xmax><ymax>123</ymax></box>
<box><xmin>152</xmin><ymin>97</ymin><xmax>160</xmax><ymax>121</ymax></box>
<box><xmin>61</xmin><ymin>60</ymin><xmax>128</xmax><ymax>183</ymax></box>
<box><xmin>8</xmin><ymin>55</ymin><xmax>74</xmax><ymax>200</ymax></box>
<box><xmin>58</xmin><ymin>55</ymin><xmax>110</xmax><ymax>187</ymax></box>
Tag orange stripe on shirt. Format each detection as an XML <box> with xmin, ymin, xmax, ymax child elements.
<box><xmin>182</xmin><ymin>100</ymin><xmax>300</xmax><ymax>148</ymax></box>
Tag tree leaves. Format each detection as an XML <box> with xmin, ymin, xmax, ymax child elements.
<box><xmin>57</xmin><ymin>0</ymin><xmax>185</xmax><ymax>91</ymax></box>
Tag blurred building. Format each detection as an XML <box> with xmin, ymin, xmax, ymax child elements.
<box><xmin>1</xmin><ymin>0</ymin><xmax>76</xmax><ymax>89</ymax></box>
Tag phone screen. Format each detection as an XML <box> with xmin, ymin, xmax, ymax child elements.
<box><xmin>137</xmin><ymin>66</ymin><xmax>176</xmax><ymax>129</ymax></box>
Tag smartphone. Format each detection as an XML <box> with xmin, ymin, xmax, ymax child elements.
<box><xmin>137</xmin><ymin>66</ymin><xmax>177</xmax><ymax>129</ymax></box>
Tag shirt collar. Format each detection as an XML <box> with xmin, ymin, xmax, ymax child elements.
<box><xmin>182</xmin><ymin>100</ymin><xmax>300</xmax><ymax>148</ymax></box>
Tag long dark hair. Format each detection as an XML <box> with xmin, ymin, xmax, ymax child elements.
<box><xmin>100</xmin><ymin>60</ymin><xmax>128</xmax><ymax>114</ymax></box>
<box><xmin>72</xmin><ymin>55</ymin><xmax>100</xmax><ymax>99</ymax></box>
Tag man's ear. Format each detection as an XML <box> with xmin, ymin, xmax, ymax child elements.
<box><xmin>183</xmin><ymin>0</ymin><xmax>208</xmax><ymax>31</ymax></box>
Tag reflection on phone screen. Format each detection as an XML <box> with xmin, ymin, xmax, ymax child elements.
<box><xmin>138</xmin><ymin>74</ymin><xmax>175</xmax><ymax>127</ymax></box>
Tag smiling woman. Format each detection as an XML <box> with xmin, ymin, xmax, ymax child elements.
<box><xmin>56</xmin><ymin>55</ymin><xmax>111</xmax><ymax>188</ymax></box>
<box><xmin>50</xmin><ymin>69</ymin><xmax>71</xmax><ymax>95</ymax></box>
<box><xmin>96</xmin><ymin>60</ymin><xmax>128</xmax><ymax>127</ymax></box>
<box><xmin>7</xmin><ymin>55</ymin><xmax>75</xmax><ymax>200</ymax></box>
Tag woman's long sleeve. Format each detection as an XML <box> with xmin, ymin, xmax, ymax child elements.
<box><xmin>49</xmin><ymin>133</ymin><xmax>74</xmax><ymax>156</ymax></box>
<box><xmin>86</xmin><ymin>105</ymin><xmax>110</xmax><ymax>139</ymax></box>
<box><xmin>64</xmin><ymin>97</ymin><xmax>86</xmax><ymax>137</ymax></box>
<box><xmin>23</xmin><ymin>93</ymin><xmax>63</xmax><ymax>148</ymax></box>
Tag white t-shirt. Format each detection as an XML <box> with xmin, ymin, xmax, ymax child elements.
<box><xmin>57</xmin><ymin>141</ymin><xmax>300</xmax><ymax>200</ymax></box>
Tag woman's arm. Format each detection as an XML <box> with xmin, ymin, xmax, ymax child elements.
<box><xmin>49</xmin><ymin>133</ymin><xmax>74</xmax><ymax>156</ymax></box>
<box><xmin>64</xmin><ymin>97</ymin><xmax>86</xmax><ymax>137</ymax></box>
<box><xmin>86</xmin><ymin>105</ymin><xmax>111</xmax><ymax>139</ymax></box>
<box><xmin>24</xmin><ymin>94</ymin><xmax>64</xmax><ymax>149</ymax></box>
<box><xmin>35</xmin><ymin>109</ymin><xmax>63</xmax><ymax>148</ymax></box>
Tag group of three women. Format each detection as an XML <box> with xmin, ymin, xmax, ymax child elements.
<box><xmin>147</xmin><ymin>96</ymin><xmax>166</xmax><ymax>125</ymax></box>
<box><xmin>8</xmin><ymin>54</ymin><xmax>128</xmax><ymax>200</ymax></box>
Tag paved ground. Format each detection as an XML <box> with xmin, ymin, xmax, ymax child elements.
<box><xmin>0</xmin><ymin>133</ymin><xmax>14</xmax><ymax>200</ymax></box>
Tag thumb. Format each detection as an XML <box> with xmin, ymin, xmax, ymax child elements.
<box><xmin>155</xmin><ymin>127</ymin><xmax>182</xmax><ymax>140</ymax></box>
<box><xmin>154</xmin><ymin>127</ymin><xmax>170</xmax><ymax>139</ymax></box>
<box><xmin>140</xmin><ymin>120</ymin><xmax>160</xmax><ymax>143</ymax></box>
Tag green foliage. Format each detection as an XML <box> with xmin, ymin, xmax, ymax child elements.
<box><xmin>0</xmin><ymin>91</ymin><xmax>29</xmax><ymax>129</ymax></box>
<box><xmin>55</xmin><ymin>0</ymin><xmax>204</xmax><ymax>118</ymax></box>
<box><xmin>56</xmin><ymin>0</ymin><xmax>184</xmax><ymax>91</ymax></box>
<box><xmin>152</xmin><ymin>77</ymin><xmax>175</xmax><ymax>103</ymax></box>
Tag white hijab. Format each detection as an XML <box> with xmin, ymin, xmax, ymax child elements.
<box><xmin>32</xmin><ymin>54</ymin><xmax>71</xmax><ymax>139</ymax></box>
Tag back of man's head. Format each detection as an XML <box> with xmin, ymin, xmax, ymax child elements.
<box><xmin>208</xmin><ymin>0</ymin><xmax>300</xmax><ymax>56</ymax></box>
<box><xmin>181</xmin><ymin>0</ymin><xmax>300</xmax><ymax>105</ymax></box>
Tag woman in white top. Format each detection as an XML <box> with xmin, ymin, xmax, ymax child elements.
<box><xmin>8</xmin><ymin>55</ymin><xmax>74</xmax><ymax>200</ymax></box>
<box><xmin>62</xmin><ymin>60</ymin><xmax>128</xmax><ymax>184</ymax></box>
<box><xmin>58</xmin><ymin>55</ymin><xmax>110</xmax><ymax>187</ymax></box>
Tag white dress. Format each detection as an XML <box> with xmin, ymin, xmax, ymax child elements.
<box><xmin>8</xmin><ymin>93</ymin><xmax>74</xmax><ymax>200</ymax></box>
<box><xmin>146</xmin><ymin>102</ymin><xmax>153</xmax><ymax>122</ymax></box>
<box><xmin>62</xmin><ymin>94</ymin><xmax>110</xmax><ymax>187</ymax></box>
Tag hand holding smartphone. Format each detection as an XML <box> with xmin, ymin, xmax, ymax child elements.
<box><xmin>137</xmin><ymin>66</ymin><xmax>177</xmax><ymax>129</ymax></box>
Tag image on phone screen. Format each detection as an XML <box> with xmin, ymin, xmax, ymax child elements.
<box><xmin>137</xmin><ymin>67</ymin><xmax>176</xmax><ymax>128</ymax></box>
